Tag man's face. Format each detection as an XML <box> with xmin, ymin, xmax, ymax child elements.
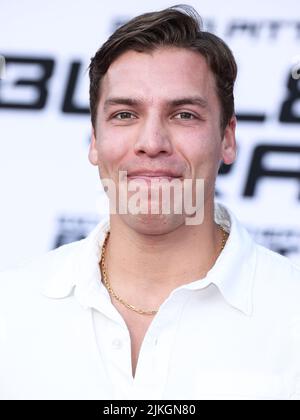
<box><xmin>89</xmin><ymin>47</ymin><xmax>236</xmax><ymax>234</ymax></box>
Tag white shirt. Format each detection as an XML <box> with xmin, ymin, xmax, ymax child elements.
<box><xmin>0</xmin><ymin>202</ymin><xmax>300</xmax><ymax>400</ymax></box>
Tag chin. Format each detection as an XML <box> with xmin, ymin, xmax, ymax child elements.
<box><xmin>119</xmin><ymin>213</ymin><xmax>186</xmax><ymax>236</ymax></box>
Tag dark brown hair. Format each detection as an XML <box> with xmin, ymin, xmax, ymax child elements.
<box><xmin>89</xmin><ymin>4</ymin><xmax>237</xmax><ymax>132</ymax></box>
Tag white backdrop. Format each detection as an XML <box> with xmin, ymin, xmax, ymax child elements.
<box><xmin>0</xmin><ymin>0</ymin><xmax>300</xmax><ymax>271</ymax></box>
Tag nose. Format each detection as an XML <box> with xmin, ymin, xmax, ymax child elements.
<box><xmin>134</xmin><ymin>115</ymin><xmax>173</xmax><ymax>157</ymax></box>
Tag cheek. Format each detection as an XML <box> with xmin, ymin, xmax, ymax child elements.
<box><xmin>178</xmin><ymin>131</ymin><xmax>221</xmax><ymax>176</ymax></box>
<box><xmin>97</xmin><ymin>132</ymin><xmax>129</xmax><ymax>175</ymax></box>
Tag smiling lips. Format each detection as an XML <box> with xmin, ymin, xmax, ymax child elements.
<box><xmin>127</xmin><ymin>170</ymin><xmax>183</xmax><ymax>181</ymax></box>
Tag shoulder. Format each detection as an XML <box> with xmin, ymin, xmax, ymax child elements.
<box><xmin>255</xmin><ymin>243</ymin><xmax>300</xmax><ymax>281</ymax></box>
<box><xmin>253</xmin><ymin>243</ymin><xmax>300</xmax><ymax>312</ymax></box>
<box><xmin>0</xmin><ymin>238</ymin><xmax>89</xmax><ymax>356</ymax></box>
<box><xmin>0</xmin><ymin>238</ymin><xmax>85</xmax><ymax>304</ymax></box>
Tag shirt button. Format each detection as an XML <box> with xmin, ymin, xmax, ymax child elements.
<box><xmin>112</xmin><ymin>338</ymin><xmax>122</xmax><ymax>350</ymax></box>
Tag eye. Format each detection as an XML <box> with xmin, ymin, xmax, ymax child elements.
<box><xmin>114</xmin><ymin>112</ymin><xmax>136</xmax><ymax>120</ymax></box>
<box><xmin>174</xmin><ymin>112</ymin><xmax>197</xmax><ymax>120</ymax></box>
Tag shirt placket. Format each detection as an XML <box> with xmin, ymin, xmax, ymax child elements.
<box><xmin>91</xmin><ymin>304</ymin><xmax>135</xmax><ymax>399</ymax></box>
<box><xmin>131</xmin><ymin>290</ymin><xmax>191</xmax><ymax>399</ymax></box>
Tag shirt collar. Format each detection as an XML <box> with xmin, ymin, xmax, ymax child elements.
<box><xmin>41</xmin><ymin>217</ymin><xmax>109</xmax><ymax>302</ymax></box>
<box><xmin>42</xmin><ymin>202</ymin><xmax>256</xmax><ymax>316</ymax></box>
<box><xmin>180</xmin><ymin>204</ymin><xmax>256</xmax><ymax>316</ymax></box>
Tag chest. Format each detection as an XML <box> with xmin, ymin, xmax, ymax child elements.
<box><xmin>113</xmin><ymin>302</ymin><xmax>155</xmax><ymax>377</ymax></box>
<box><xmin>2</xmin><ymin>288</ymin><xmax>296</xmax><ymax>400</ymax></box>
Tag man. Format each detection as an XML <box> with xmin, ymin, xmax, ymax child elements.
<box><xmin>1</xmin><ymin>5</ymin><xmax>300</xmax><ymax>400</ymax></box>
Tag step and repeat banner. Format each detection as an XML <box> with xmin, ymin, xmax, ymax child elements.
<box><xmin>0</xmin><ymin>0</ymin><xmax>300</xmax><ymax>270</ymax></box>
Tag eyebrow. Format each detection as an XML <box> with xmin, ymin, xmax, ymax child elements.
<box><xmin>170</xmin><ymin>97</ymin><xmax>208</xmax><ymax>108</ymax></box>
<box><xmin>103</xmin><ymin>96</ymin><xmax>208</xmax><ymax>112</ymax></box>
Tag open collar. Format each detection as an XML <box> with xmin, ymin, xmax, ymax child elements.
<box><xmin>41</xmin><ymin>203</ymin><xmax>256</xmax><ymax>316</ymax></box>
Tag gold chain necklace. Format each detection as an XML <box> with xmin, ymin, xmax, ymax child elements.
<box><xmin>100</xmin><ymin>225</ymin><xmax>228</xmax><ymax>316</ymax></box>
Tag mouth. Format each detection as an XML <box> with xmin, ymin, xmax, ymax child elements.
<box><xmin>126</xmin><ymin>170</ymin><xmax>183</xmax><ymax>182</ymax></box>
<box><xmin>127</xmin><ymin>175</ymin><xmax>182</xmax><ymax>181</ymax></box>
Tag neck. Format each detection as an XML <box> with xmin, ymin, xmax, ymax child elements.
<box><xmin>102</xmin><ymin>202</ymin><xmax>225</xmax><ymax>307</ymax></box>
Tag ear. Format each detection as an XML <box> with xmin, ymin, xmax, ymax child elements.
<box><xmin>221</xmin><ymin>116</ymin><xmax>237</xmax><ymax>165</ymax></box>
<box><xmin>88</xmin><ymin>128</ymin><xmax>99</xmax><ymax>166</ymax></box>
